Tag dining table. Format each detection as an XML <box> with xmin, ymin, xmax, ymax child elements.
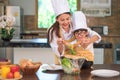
<box><xmin>20</xmin><ymin>64</ymin><xmax>120</xmax><ymax>80</ymax></box>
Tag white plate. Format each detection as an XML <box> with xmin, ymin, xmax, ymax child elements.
<box><xmin>91</xmin><ymin>69</ymin><xmax>120</xmax><ymax>77</ymax></box>
<box><xmin>41</xmin><ymin>64</ymin><xmax>62</xmax><ymax>70</ymax></box>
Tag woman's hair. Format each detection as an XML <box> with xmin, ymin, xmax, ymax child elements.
<box><xmin>47</xmin><ymin>12</ymin><xmax>71</xmax><ymax>43</ymax></box>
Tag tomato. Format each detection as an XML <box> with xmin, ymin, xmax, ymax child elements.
<box><xmin>7</xmin><ymin>72</ymin><xmax>14</xmax><ymax>79</ymax></box>
<box><xmin>10</xmin><ymin>65</ymin><xmax>19</xmax><ymax>73</ymax></box>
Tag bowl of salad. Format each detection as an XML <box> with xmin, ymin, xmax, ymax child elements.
<box><xmin>60</xmin><ymin>56</ymin><xmax>85</xmax><ymax>74</ymax></box>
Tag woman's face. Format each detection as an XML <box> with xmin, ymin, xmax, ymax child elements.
<box><xmin>56</xmin><ymin>13</ymin><xmax>71</xmax><ymax>30</ymax></box>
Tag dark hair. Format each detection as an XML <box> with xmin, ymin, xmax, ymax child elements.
<box><xmin>74</xmin><ymin>29</ymin><xmax>88</xmax><ymax>34</ymax></box>
<box><xmin>47</xmin><ymin>12</ymin><xmax>71</xmax><ymax>43</ymax></box>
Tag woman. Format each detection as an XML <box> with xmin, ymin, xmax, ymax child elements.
<box><xmin>47</xmin><ymin>0</ymin><xmax>101</xmax><ymax>64</ymax></box>
<box><xmin>48</xmin><ymin>12</ymin><xmax>73</xmax><ymax>56</ymax></box>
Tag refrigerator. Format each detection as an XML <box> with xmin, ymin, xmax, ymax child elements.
<box><xmin>6</xmin><ymin>6</ymin><xmax>24</xmax><ymax>39</ymax></box>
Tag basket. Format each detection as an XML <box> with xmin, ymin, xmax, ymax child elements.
<box><xmin>0</xmin><ymin>59</ymin><xmax>11</xmax><ymax>66</ymax></box>
<box><xmin>20</xmin><ymin>62</ymin><xmax>41</xmax><ymax>75</ymax></box>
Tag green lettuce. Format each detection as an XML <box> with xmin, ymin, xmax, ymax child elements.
<box><xmin>61</xmin><ymin>57</ymin><xmax>72</xmax><ymax>69</ymax></box>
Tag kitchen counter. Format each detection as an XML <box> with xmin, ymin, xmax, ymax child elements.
<box><xmin>21</xmin><ymin>64</ymin><xmax>120</xmax><ymax>80</ymax></box>
<box><xmin>0</xmin><ymin>38</ymin><xmax>112</xmax><ymax>64</ymax></box>
<box><xmin>0</xmin><ymin>38</ymin><xmax>50</xmax><ymax>47</ymax></box>
<box><xmin>0</xmin><ymin>38</ymin><xmax>112</xmax><ymax>48</ymax></box>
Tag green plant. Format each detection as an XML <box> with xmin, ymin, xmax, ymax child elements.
<box><xmin>0</xmin><ymin>15</ymin><xmax>15</xmax><ymax>40</ymax></box>
<box><xmin>1</xmin><ymin>27</ymin><xmax>15</xmax><ymax>39</ymax></box>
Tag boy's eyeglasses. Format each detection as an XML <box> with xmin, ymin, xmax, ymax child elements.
<box><xmin>74</xmin><ymin>30</ymin><xmax>88</xmax><ymax>36</ymax></box>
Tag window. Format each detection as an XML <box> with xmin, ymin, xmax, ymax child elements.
<box><xmin>37</xmin><ymin>0</ymin><xmax>77</xmax><ymax>29</ymax></box>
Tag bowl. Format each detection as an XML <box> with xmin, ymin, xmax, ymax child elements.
<box><xmin>60</xmin><ymin>57</ymin><xmax>85</xmax><ymax>74</ymax></box>
<box><xmin>19</xmin><ymin>59</ymin><xmax>42</xmax><ymax>75</ymax></box>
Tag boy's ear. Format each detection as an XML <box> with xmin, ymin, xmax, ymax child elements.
<box><xmin>86</xmin><ymin>31</ymin><xmax>89</xmax><ymax>36</ymax></box>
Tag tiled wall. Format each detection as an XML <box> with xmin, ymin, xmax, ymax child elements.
<box><xmin>83</xmin><ymin>0</ymin><xmax>120</xmax><ymax>64</ymax></box>
<box><xmin>87</xmin><ymin>0</ymin><xmax>120</xmax><ymax>35</ymax></box>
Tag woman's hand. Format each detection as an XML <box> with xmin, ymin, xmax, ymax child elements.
<box><xmin>57</xmin><ymin>38</ymin><xmax>64</xmax><ymax>55</ymax></box>
<box><xmin>57</xmin><ymin>38</ymin><xmax>64</xmax><ymax>46</ymax></box>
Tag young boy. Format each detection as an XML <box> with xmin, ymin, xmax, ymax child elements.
<box><xmin>63</xmin><ymin>11</ymin><xmax>96</xmax><ymax>69</ymax></box>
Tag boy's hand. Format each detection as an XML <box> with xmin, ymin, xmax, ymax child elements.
<box><xmin>81</xmin><ymin>38</ymin><xmax>91</xmax><ymax>48</ymax></box>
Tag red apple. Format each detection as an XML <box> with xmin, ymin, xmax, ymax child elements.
<box><xmin>10</xmin><ymin>65</ymin><xmax>20</xmax><ymax>73</ymax></box>
<box><xmin>7</xmin><ymin>72</ymin><xmax>14</xmax><ymax>79</ymax></box>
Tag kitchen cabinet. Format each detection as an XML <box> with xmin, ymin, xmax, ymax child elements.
<box><xmin>0</xmin><ymin>47</ymin><xmax>13</xmax><ymax>63</ymax></box>
<box><xmin>13</xmin><ymin>48</ymin><xmax>104</xmax><ymax>64</ymax></box>
<box><xmin>94</xmin><ymin>48</ymin><xmax>104</xmax><ymax>64</ymax></box>
<box><xmin>0</xmin><ymin>48</ymin><xmax>6</xmax><ymax>58</ymax></box>
<box><xmin>80</xmin><ymin>0</ymin><xmax>111</xmax><ymax>17</ymax></box>
<box><xmin>13</xmin><ymin>48</ymin><xmax>55</xmax><ymax>64</ymax></box>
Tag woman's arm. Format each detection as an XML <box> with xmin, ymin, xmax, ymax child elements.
<box><xmin>87</xmin><ymin>28</ymin><xmax>101</xmax><ymax>43</ymax></box>
<box><xmin>80</xmin><ymin>28</ymin><xmax>101</xmax><ymax>48</ymax></box>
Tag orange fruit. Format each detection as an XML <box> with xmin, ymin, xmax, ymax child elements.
<box><xmin>14</xmin><ymin>71</ymin><xmax>21</xmax><ymax>78</ymax></box>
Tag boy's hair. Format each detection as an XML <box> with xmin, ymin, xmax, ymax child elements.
<box><xmin>74</xmin><ymin>29</ymin><xmax>88</xmax><ymax>34</ymax></box>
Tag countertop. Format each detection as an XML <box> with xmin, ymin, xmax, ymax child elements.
<box><xmin>21</xmin><ymin>64</ymin><xmax>120</xmax><ymax>80</ymax></box>
<box><xmin>0</xmin><ymin>38</ymin><xmax>112</xmax><ymax>48</ymax></box>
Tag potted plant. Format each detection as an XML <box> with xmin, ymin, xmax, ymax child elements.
<box><xmin>0</xmin><ymin>15</ymin><xmax>15</xmax><ymax>41</ymax></box>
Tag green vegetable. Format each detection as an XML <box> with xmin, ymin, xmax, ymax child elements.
<box><xmin>61</xmin><ymin>58</ymin><xmax>72</xmax><ymax>69</ymax></box>
<box><xmin>66</xmin><ymin>44</ymin><xmax>76</xmax><ymax>55</ymax></box>
<box><xmin>70</xmin><ymin>48</ymin><xmax>76</xmax><ymax>55</ymax></box>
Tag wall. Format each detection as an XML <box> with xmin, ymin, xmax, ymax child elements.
<box><xmin>8</xmin><ymin>0</ymin><xmax>120</xmax><ymax>64</ymax></box>
<box><xmin>85</xmin><ymin>0</ymin><xmax>120</xmax><ymax>35</ymax></box>
<box><xmin>79</xmin><ymin>0</ymin><xmax>120</xmax><ymax>64</ymax></box>
<box><xmin>8</xmin><ymin>0</ymin><xmax>120</xmax><ymax>35</ymax></box>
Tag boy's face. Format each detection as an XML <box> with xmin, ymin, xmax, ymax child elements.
<box><xmin>74</xmin><ymin>29</ymin><xmax>88</xmax><ymax>40</ymax></box>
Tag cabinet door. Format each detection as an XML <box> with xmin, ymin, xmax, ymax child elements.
<box><xmin>0</xmin><ymin>48</ymin><xmax>6</xmax><ymax>58</ymax></box>
<box><xmin>94</xmin><ymin>48</ymin><xmax>104</xmax><ymax>64</ymax></box>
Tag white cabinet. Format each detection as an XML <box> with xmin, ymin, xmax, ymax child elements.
<box><xmin>4</xmin><ymin>47</ymin><xmax>104</xmax><ymax>64</ymax></box>
<box><xmin>13</xmin><ymin>48</ymin><xmax>55</xmax><ymax>64</ymax></box>
<box><xmin>0</xmin><ymin>48</ymin><xmax>13</xmax><ymax>62</ymax></box>
<box><xmin>14</xmin><ymin>48</ymin><xmax>104</xmax><ymax>64</ymax></box>
<box><xmin>94</xmin><ymin>48</ymin><xmax>104</xmax><ymax>64</ymax></box>
<box><xmin>81</xmin><ymin>0</ymin><xmax>111</xmax><ymax>17</ymax></box>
